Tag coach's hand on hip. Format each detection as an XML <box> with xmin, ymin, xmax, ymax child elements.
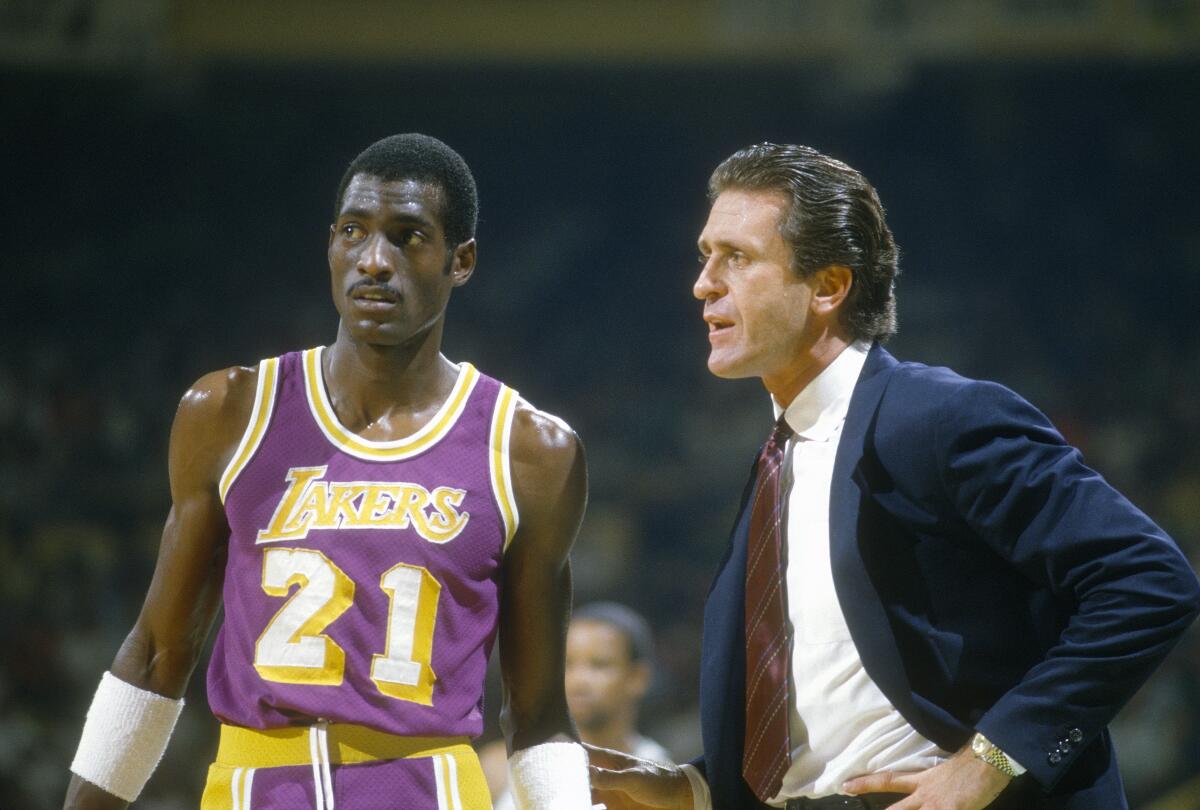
<box><xmin>842</xmin><ymin>746</ymin><xmax>1012</xmax><ymax>810</ymax></box>
<box><xmin>587</xmin><ymin>744</ymin><xmax>694</xmax><ymax>810</ymax></box>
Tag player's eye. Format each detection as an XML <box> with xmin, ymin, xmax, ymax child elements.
<box><xmin>341</xmin><ymin>224</ymin><xmax>366</xmax><ymax>241</ymax></box>
<box><xmin>398</xmin><ymin>230</ymin><xmax>426</xmax><ymax>248</ymax></box>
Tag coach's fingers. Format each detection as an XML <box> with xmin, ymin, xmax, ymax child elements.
<box><xmin>842</xmin><ymin>769</ymin><xmax>920</xmax><ymax>796</ymax></box>
<box><xmin>584</xmin><ymin>742</ymin><xmax>642</xmax><ymax>770</ymax></box>
<box><xmin>589</xmin><ymin>767</ymin><xmax>648</xmax><ymax>793</ymax></box>
<box><xmin>589</xmin><ymin>767</ymin><xmax>693</xmax><ymax>809</ymax></box>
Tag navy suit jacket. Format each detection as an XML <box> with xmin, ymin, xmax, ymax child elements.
<box><xmin>693</xmin><ymin>345</ymin><xmax>1200</xmax><ymax>809</ymax></box>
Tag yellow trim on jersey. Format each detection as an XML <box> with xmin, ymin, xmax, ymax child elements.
<box><xmin>489</xmin><ymin>385</ymin><xmax>521</xmax><ymax>550</ymax></box>
<box><xmin>219</xmin><ymin>357</ymin><xmax>280</xmax><ymax>504</ymax></box>
<box><xmin>212</xmin><ymin>724</ymin><xmax>472</xmax><ymax>768</ymax></box>
<box><xmin>303</xmin><ymin>347</ymin><xmax>479</xmax><ymax>461</ymax></box>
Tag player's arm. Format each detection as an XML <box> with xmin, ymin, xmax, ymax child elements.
<box><xmin>63</xmin><ymin>367</ymin><xmax>257</xmax><ymax>810</ymax></box>
<box><xmin>497</xmin><ymin>401</ymin><xmax>590</xmax><ymax>808</ymax></box>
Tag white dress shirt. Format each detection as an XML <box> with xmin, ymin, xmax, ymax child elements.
<box><xmin>772</xmin><ymin>341</ymin><xmax>949</xmax><ymax>802</ymax></box>
<box><xmin>683</xmin><ymin>342</ymin><xmax>950</xmax><ymax>810</ymax></box>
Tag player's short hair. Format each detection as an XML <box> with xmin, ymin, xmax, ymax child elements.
<box><xmin>708</xmin><ymin>142</ymin><xmax>899</xmax><ymax>343</ymax></box>
<box><xmin>573</xmin><ymin>602</ymin><xmax>654</xmax><ymax>666</ymax></box>
<box><xmin>334</xmin><ymin>133</ymin><xmax>479</xmax><ymax>247</ymax></box>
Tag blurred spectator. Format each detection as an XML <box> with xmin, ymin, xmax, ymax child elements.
<box><xmin>479</xmin><ymin>603</ymin><xmax>672</xmax><ymax>808</ymax></box>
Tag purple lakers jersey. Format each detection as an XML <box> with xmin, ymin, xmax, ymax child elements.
<box><xmin>207</xmin><ymin>347</ymin><xmax>519</xmax><ymax>738</ymax></box>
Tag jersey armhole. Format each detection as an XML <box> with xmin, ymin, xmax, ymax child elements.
<box><xmin>489</xmin><ymin>385</ymin><xmax>521</xmax><ymax>551</ymax></box>
<box><xmin>218</xmin><ymin>357</ymin><xmax>280</xmax><ymax>504</ymax></box>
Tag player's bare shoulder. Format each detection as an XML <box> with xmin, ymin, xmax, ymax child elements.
<box><xmin>508</xmin><ymin>398</ymin><xmax>585</xmax><ymax>488</ymax></box>
<box><xmin>169</xmin><ymin>364</ymin><xmax>261</xmax><ymax>490</ymax></box>
<box><xmin>507</xmin><ymin>398</ymin><xmax>587</xmax><ymax>553</ymax></box>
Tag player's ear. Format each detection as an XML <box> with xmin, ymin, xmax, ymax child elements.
<box><xmin>450</xmin><ymin>239</ymin><xmax>476</xmax><ymax>287</ymax></box>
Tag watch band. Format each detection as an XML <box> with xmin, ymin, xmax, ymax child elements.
<box><xmin>971</xmin><ymin>732</ymin><xmax>1026</xmax><ymax>778</ymax></box>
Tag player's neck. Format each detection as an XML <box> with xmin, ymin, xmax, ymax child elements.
<box><xmin>324</xmin><ymin>323</ymin><xmax>457</xmax><ymax>428</ymax></box>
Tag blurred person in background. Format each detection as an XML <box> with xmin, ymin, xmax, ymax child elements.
<box><xmin>481</xmin><ymin>602</ymin><xmax>672</xmax><ymax>808</ymax></box>
<box><xmin>589</xmin><ymin>142</ymin><xmax>1200</xmax><ymax>809</ymax></box>
<box><xmin>62</xmin><ymin>133</ymin><xmax>592</xmax><ymax>810</ymax></box>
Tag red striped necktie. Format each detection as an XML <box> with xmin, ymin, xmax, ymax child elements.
<box><xmin>742</xmin><ymin>417</ymin><xmax>794</xmax><ymax>803</ymax></box>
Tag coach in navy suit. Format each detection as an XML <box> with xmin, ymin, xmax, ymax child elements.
<box><xmin>590</xmin><ymin>144</ymin><xmax>1200</xmax><ymax>809</ymax></box>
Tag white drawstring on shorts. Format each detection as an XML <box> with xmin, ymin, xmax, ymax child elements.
<box><xmin>308</xmin><ymin>721</ymin><xmax>335</xmax><ymax>810</ymax></box>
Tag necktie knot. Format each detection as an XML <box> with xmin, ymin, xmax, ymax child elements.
<box><xmin>762</xmin><ymin>416</ymin><xmax>793</xmax><ymax>460</ymax></box>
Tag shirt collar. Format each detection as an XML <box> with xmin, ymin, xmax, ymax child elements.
<box><xmin>771</xmin><ymin>341</ymin><xmax>871</xmax><ymax>441</ymax></box>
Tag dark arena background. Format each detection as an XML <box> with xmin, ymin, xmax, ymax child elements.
<box><xmin>2</xmin><ymin>2</ymin><xmax>1199</xmax><ymax>807</ymax></box>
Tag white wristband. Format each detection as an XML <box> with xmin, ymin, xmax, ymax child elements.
<box><xmin>70</xmin><ymin>671</ymin><xmax>184</xmax><ymax>801</ymax></box>
<box><xmin>508</xmin><ymin>741</ymin><xmax>592</xmax><ymax>810</ymax></box>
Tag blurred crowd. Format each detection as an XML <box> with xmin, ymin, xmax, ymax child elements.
<box><xmin>2</xmin><ymin>61</ymin><xmax>1198</xmax><ymax>807</ymax></box>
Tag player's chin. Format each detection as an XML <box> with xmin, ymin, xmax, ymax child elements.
<box><xmin>346</xmin><ymin>319</ymin><xmax>408</xmax><ymax>345</ymax></box>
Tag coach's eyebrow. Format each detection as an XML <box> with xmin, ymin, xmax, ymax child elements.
<box><xmin>700</xmin><ymin>237</ymin><xmax>740</xmax><ymax>253</ymax></box>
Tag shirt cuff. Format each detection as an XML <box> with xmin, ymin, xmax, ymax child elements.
<box><xmin>679</xmin><ymin>763</ymin><xmax>712</xmax><ymax>810</ymax></box>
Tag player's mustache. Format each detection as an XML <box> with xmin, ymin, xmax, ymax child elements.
<box><xmin>347</xmin><ymin>278</ymin><xmax>400</xmax><ymax>300</ymax></box>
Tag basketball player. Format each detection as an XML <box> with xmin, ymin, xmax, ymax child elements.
<box><xmin>64</xmin><ymin>134</ymin><xmax>592</xmax><ymax>809</ymax></box>
<box><xmin>482</xmin><ymin>603</ymin><xmax>672</xmax><ymax>808</ymax></box>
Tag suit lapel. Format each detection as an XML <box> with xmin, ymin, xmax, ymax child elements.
<box><xmin>828</xmin><ymin>344</ymin><xmax>936</xmax><ymax>737</ymax></box>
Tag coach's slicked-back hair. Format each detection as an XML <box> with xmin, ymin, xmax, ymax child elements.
<box><xmin>709</xmin><ymin>143</ymin><xmax>899</xmax><ymax>342</ymax></box>
<box><xmin>334</xmin><ymin>133</ymin><xmax>479</xmax><ymax>247</ymax></box>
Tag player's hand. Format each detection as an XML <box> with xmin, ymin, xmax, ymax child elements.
<box><xmin>586</xmin><ymin>744</ymin><xmax>694</xmax><ymax>810</ymax></box>
<box><xmin>842</xmin><ymin>748</ymin><xmax>1012</xmax><ymax>810</ymax></box>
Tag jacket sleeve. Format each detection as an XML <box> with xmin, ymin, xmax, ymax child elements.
<box><xmin>933</xmin><ymin>379</ymin><xmax>1200</xmax><ymax>789</ymax></box>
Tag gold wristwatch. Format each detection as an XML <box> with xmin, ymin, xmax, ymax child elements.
<box><xmin>970</xmin><ymin>732</ymin><xmax>1025</xmax><ymax>778</ymax></box>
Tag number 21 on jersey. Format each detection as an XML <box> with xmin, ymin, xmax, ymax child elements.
<box><xmin>253</xmin><ymin>547</ymin><xmax>442</xmax><ymax>706</ymax></box>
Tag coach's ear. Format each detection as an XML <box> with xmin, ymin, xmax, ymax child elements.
<box><xmin>450</xmin><ymin>239</ymin><xmax>476</xmax><ymax>286</ymax></box>
<box><xmin>810</xmin><ymin>264</ymin><xmax>852</xmax><ymax>316</ymax></box>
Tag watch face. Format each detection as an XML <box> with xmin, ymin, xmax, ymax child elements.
<box><xmin>972</xmin><ymin>735</ymin><xmax>989</xmax><ymax>755</ymax></box>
